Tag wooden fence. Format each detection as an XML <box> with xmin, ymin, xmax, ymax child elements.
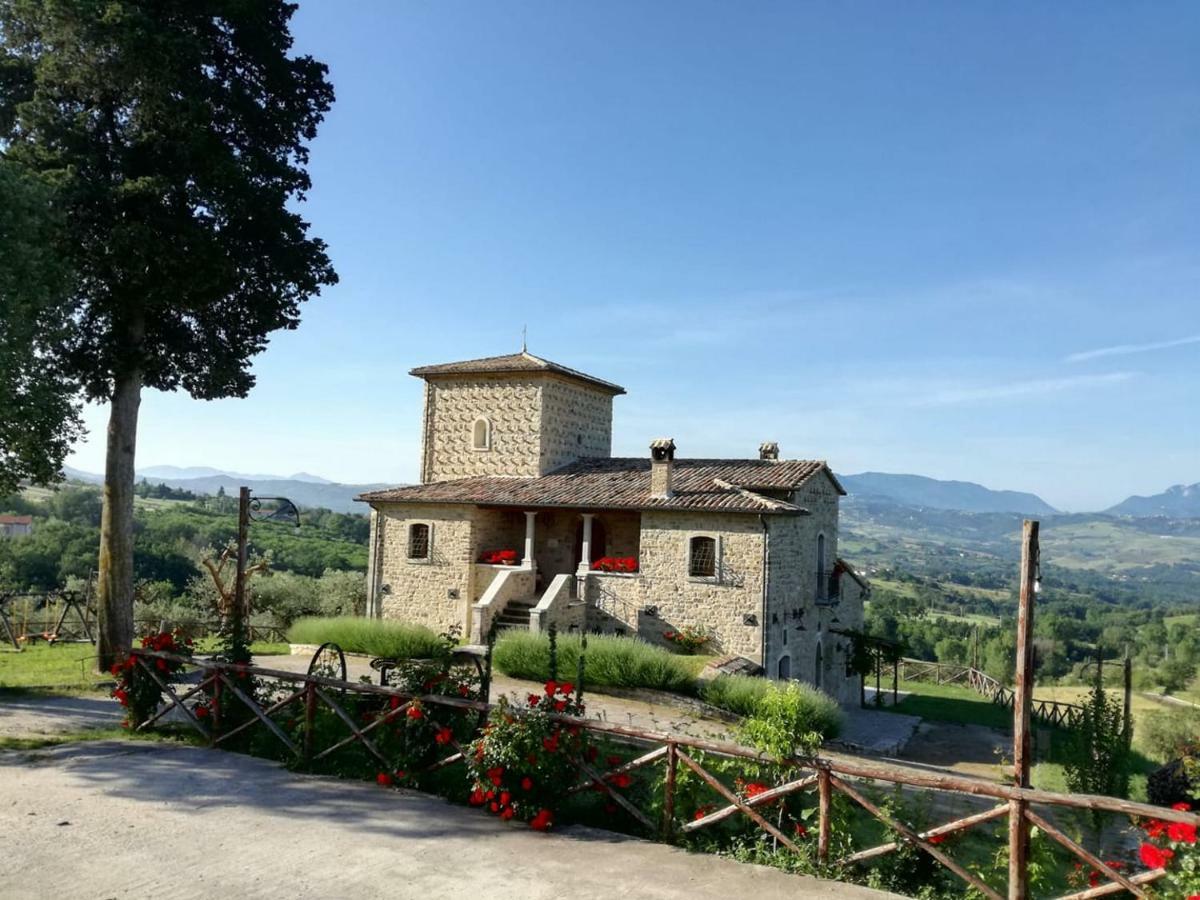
<box><xmin>130</xmin><ymin>648</ymin><xmax>1196</xmax><ymax>900</ymax></box>
<box><xmin>900</xmin><ymin>658</ymin><xmax>1086</xmax><ymax>730</ymax></box>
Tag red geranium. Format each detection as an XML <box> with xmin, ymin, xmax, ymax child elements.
<box><xmin>521</xmin><ymin>776</ymin><xmax>533</xmax><ymax>791</ymax></box>
<box><xmin>406</xmin><ymin>705</ymin><xmax>424</xmax><ymax>720</ymax></box>
<box><xmin>435</xmin><ymin>727</ymin><xmax>454</xmax><ymax>745</ymax></box>
<box><xmin>376</xmin><ymin>772</ymin><xmax>393</xmax><ymax>787</ymax></box>
<box><xmin>1168</xmin><ymin>821</ymin><xmax>1198</xmax><ymax>845</ymax></box>
<box><xmin>530</xmin><ymin>808</ymin><xmax>553</xmax><ymax>831</ymax></box>
<box><xmin>1140</xmin><ymin>843</ymin><xmax>1174</xmax><ymax>869</ymax></box>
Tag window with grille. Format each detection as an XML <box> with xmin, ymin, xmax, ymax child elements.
<box><xmin>689</xmin><ymin>536</ymin><xmax>716</xmax><ymax>578</ymax></box>
<box><xmin>408</xmin><ymin>523</ymin><xmax>431</xmax><ymax>560</ymax></box>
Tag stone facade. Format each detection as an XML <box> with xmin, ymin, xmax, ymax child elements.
<box><xmin>419</xmin><ymin>374</ymin><xmax>612</xmax><ymax>483</ymax></box>
<box><xmin>365</xmin><ymin>352</ymin><xmax>868</xmax><ymax>705</ymax></box>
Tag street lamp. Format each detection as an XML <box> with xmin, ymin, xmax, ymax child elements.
<box><xmin>233</xmin><ymin>486</ymin><xmax>301</xmax><ymax>627</ymax></box>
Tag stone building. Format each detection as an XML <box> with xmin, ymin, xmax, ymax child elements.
<box><xmin>358</xmin><ymin>351</ymin><xmax>868</xmax><ymax>703</ymax></box>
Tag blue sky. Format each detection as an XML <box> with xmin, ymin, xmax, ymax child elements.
<box><xmin>67</xmin><ymin>1</ymin><xmax>1199</xmax><ymax>511</ymax></box>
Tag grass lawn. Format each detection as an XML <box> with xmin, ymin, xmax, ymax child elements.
<box><xmin>0</xmin><ymin>639</ymin><xmax>288</xmax><ymax>690</ymax></box>
<box><xmin>0</xmin><ymin>643</ymin><xmax>108</xmax><ymax>689</ymax></box>
<box><xmin>891</xmin><ymin>679</ymin><xmax>1013</xmax><ymax>730</ymax></box>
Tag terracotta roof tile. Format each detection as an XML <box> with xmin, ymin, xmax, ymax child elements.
<box><xmin>358</xmin><ymin>457</ymin><xmax>839</xmax><ymax>515</ymax></box>
<box><xmin>409</xmin><ymin>351</ymin><xmax>625</xmax><ymax>395</ymax></box>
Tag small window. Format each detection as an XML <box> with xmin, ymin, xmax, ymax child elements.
<box><xmin>688</xmin><ymin>536</ymin><xmax>717</xmax><ymax>578</ymax></box>
<box><xmin>472</xmin><ymin>417</ymin><xmax>491</xmax><ymax>451</ymax></box>
<box><xmin>408</xmin><ymin>523</ymin><xmax>431</xmax><ymax>560</ymax></box>
<box><xmin>782</xmin><ymin>628</ymin><xmax>788</xmax><ymax>646</ymax></box>
<box><xmin>778</xmin><ymin>655</ymin><xmax>791</xmax><ymax>680</ymax></box>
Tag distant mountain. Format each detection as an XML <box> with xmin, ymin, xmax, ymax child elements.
<box><xmin>138</xmin><ymin>464</ymin><xmax>295</xmax><ymax>481</ymax></box>
<box><xmin>1107</xmin><ymin>483</ymin><xmax>1200</xmax><ymax>518</ymax></box>
<box><xmin>838</xmin><ymin>471</ymin><xmax>1058</xmax><ymax>515</ymax></box>
<box><xmin>59</xmin><ymin>466</ymin><xmax>391</xmax><ymax>513</ymax></box>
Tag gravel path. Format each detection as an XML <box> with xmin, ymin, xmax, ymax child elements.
<box><xmin>0</xmin><ymin>691</ymin><xmax>122</xmax><ymax>739</ymax></box>
<box><xmin>1</xmin><ymin>739</ymin><xmax>900</xmax><ymax>900</ymax></box>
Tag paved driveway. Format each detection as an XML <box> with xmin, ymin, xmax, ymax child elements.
<box><xmin>1</xmin><ymin>740</ymin><xmax>900</xmax><ymax>900</ymax></box>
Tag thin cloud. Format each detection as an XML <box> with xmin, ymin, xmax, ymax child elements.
<box><xmin>908</xmin><ymin>372</ymin><xmax>1136</xmax><ymax>407</ymax></box>
<box><xmin>1065</xmin><ymin>333</ymin><xmax>1200</xmax><ymax>363</ymax></box>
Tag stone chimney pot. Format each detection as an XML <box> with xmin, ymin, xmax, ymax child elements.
<box><xmin>650</xmin><ymin>438</ymin><xmax>676</xmax><ymax>498</ymax></box>
<box><xmin>759</xmin><ymin>441</ymin><xmax>780</xmax><ymax>461</ymax></box>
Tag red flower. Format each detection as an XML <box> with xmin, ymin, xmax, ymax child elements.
<box><xmin>521</xmin><ymin>776</ymin><xmax>533</xmax><ymax>791</ymax></box>
<box><xmin>499</xmin><ymin>805</ymin><xmax>515</xmax><ymax>821</ymax></box>
<box><xmin>406</xmin><ymin>705</ymin><xmax>424</xmax><ymax>720</ymax></box>
<box><xmin>468</xmin><ymin>789</ymin><xmax>486</xmax><ymax>806</ymax></box>
<box><xmin>1146</xmin><ymin>819</ymin><xmax>1168</xmax><ymax>839</ymax></box>
<box><xmin>458</xmin><ymin>684</ymin><xmax>471</xmax><ymax>697</ymax></box>
<box><xmin>928</xmin><ymin>834</ymin><xmax>946</xmax><ymax>845</ymax></box>
<box><xmin>1172</xmin><ymin>802</ymin><xmax>1192</xmax><ymax>812</ymax></box>
<box><xmin>558</xmin><ymin>682</ymin><xmax>574</xmax><ymax>695</ymax></box>
<box><xmin>544</xmin><ymin>680</ymin><xmax>558</xmax><ymax>696</ymax></box>
<box><xmin>487</xmin><ymin>766</ymin><xmax>505</xmax><ymax>786</ymax></box>
<box><xmin>554</xmin><ymin>700</ymin><xmax>567</xmax><ymax>713</ymax></box>
<box><xmin>744</xmin><ymin>782</ymin><xmax>769</xmax><ymax>799</ymax></box>
<box><xmin>195</xmin><ymin>704</ymin><xmax>209</xmax><ymax>719</ymax></box>
<box><xmin>499</xmin><ymin>791</ymin><xmax>512</xmax><ymax>806</ymax></box>
<box><xmin>435</xmin><ymin>727</ymin><xmax>454</xmax><ymax>745</ymax></box>
<box><xmin>793</xmin><ymin>823</ymin><xmax>809</xmax><ymax>838</ymax></box>
<box><xmin>489</xmin><ymin>802</ymin><xmax>499</xmax><ymax>813</ymax></box>
<box><xmin>693</xmin><ymin>804</ymin><xmax>716</xmax><ymax>821</ymax></box>
<box><xmin>530</xmin><ymin>808</ymin><xmax>553</xmax><ymax>831</ymax></box>
<box><xmin>542</xmin><ymin>734</ymin><xmax>559</xmax><ymax>752</ymax></box>
<box><xmin>1139</xmin><ymin>843</ymin><xmax>1174</xmax><ymax>869</ymax></box>
<box><xmin>376</xmin><ymin>772</ymin><xmax>393</xmax><ymax>787</ymax></box>
<box><xmin>609</xmin><ymin>773</ymin><xmax>632</xmax><ymax>789</ymax></box>
<box><xmin>664</xmin><ymin>631</ymin><xmax>676</xmax><ymax>640</ymax></box>
<box><xmin>395</xmin><ymin>770</ymin><xmax>406</xmax><ymax>780</ymax></box>
<box><xmin>389</xmin><ymin>696</ymin><xmax>400</xmax><ymax>710</ymax></box>
<box><xmin>1167</xmin><ymin>821</ymin><xmax>1197</xmax><ymax>844</ymax></box>
<box><xmin>527</xmin><ymin>694</ymin><xmax>540</xmax><ymax>707</ymax></box>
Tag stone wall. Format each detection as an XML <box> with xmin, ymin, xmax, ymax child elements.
<box><xmin>418</xmin><ymin>373</ymin><xmax>615</xmax><ymax>483</ymax></box>
<box><xmin>420</xmin><ymin>376</ymin><xmax>544</xmax><ymax>482</ymax></box>
<box><xmin>373</xmin><ymin>503</ymin><xmax>475</xmax><ymax>636</ymax></box>
<box><xmin>587</xmin><ymin>511</ymin><xmax>766</xmax><ymax>660</ymax></box>
<box><xmin>538</xmin><ymin>377</ymin><xmax>613</xmax><ymax>472</ymax></box>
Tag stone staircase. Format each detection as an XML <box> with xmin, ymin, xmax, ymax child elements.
<box><xmin>493</xmin><ymin>598</ymin><xmax>536</xmax><ymax>631</ymax></box>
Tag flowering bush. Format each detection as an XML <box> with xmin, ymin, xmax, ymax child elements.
<box><xmin>663</xmin><ymin>625</ymin><xmax>711</xmax><ymax>654</ymax></box>
<box><xmin>464</xmin><ymin>680</ymin><xmax>590</xmax><ymax>830</ymax></box>
<box><xmin>591</xmin><ymin>556</ymin><xmax>638</xmax><ymax>573</ymax></box>
<box><xmin>479</xmin><ymin>549</ymin><xmax>519</xmax><ymax>565</ymax></box>
<box><xmin>1138</xmin><ymin>802</ymin><xmax>1200</xmax><ymax>897</ymax></box>
<box><xmin>111</xmin><ymin>630</ymin><xmax>194</xmax><ymax>727</ymax></box>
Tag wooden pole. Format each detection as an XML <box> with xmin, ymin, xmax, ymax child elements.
<box><xmin>892</xmin><ymin>656</ymin><xmax>899</xmax><ymax>705</ymax></box>
<box><xmin>233</xmin><ymin>487</ymin><xmax>250</xmax><ymax>624</ymax></box>
<box><xmin>663</xmin><ymin>741</ymin><xmax>677</xmax><ymax>840</ymax></box>
<box><xmin>1008</xmin><ymin>519</ymin><xmax>1039</xmax><ymax>900</ymax></box>
<box><xmin>817</xmin><ymin>766</ymin><xmax>832</xmax><ymax>862</ymax></box>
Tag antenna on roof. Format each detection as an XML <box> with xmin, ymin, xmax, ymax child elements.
<box><xmin>521</xmin><ymin>324</ymin><xmax>527</xmax><ymax>353</ymax></box>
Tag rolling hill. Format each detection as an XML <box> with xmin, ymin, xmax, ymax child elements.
<box><xmin>1107</xmin><ymin>483</ymin><xmax>1200</xmax><ymax>518</ymax></box>
<box><xmin>838</xmin><ymin>471</ymin><xmax>1058</xmax><ymax>515</ymax></box>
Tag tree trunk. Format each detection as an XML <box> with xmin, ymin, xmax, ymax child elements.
<box><xmin>96</xmin><ymin>368</ymin><xmax>142</xmax><ymax>672</ymax></box>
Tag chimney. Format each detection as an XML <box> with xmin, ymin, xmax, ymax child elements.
<box><xmin>650</xmin><ymin>438</ymin><xmax>676</xmax><ymax>499</ymax></box>
<box><xmin>759</xmin><ymin>441</ymin><xmax>779</xmax><ymax>461</ymax></box>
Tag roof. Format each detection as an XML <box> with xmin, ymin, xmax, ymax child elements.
<box><xmin>409</xmin><ymin>351</ymin><xmax>626</xmax><ymax>395</ymax></box>
<box><xmin>359</xmin><ymin>457</ymin><xmax>839</xmax><ymax>515</ymax></box>
<box><xmin>0</xmin><ymin>515</ymin><xmax>32</xmax><ymax>525</ymax></box>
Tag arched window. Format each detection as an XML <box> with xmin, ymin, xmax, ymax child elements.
<box><xmin>816</xmin><ymin>533</ymin><xmax>827</xmax><ymax>599</ymax></box>
<box><xmin>472</xmin><ymin>417</ymin><xmax>491</xmax><ymax>451</ymax></box>
<box><xmin>408</xmin><ymin>523</ymin><xmax>431</xmax><ymax>560</ymax></box>
<box><xmin>778</xmin><ymin>655</ymin><xmax>791</xmax><ymax>680</ymax></box>
<box><xmin>688</xmin><ymin>536</ymin><xmax>717</xmax><ymax>578</ymax></box>
<box><xmin>814</xmin><ymin>643</ymin><xmax>824</xmax><ymax>689</ymax></box>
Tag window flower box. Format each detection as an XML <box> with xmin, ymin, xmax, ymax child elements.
<box><xmin>479</xmin><ymin>549</ymin><xmax>519</xmax><ymax>565</ymax></box>
<box><xmin>591</xmin><ymin>556</ymin><xmax>638</xmax><ymax>574</ymax></box>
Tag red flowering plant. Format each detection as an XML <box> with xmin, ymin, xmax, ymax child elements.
<box><xmin>464</xmin><ymin>680</ymin><xmax>590</xmax><ymax>830</ymax></box>
<box><xmin>367</xmin><ymin>630</ymin><xmax>482</xmax><ymax>789</ymax></box>
<box><xmin>479</xmin><ymin>549</ymin><xmax>519</xmax><ymax>565</ymax></box>
<box><xmin>111</xmin><ymin>630</ymin><xmax>194</xmax><ymax>728</ymax></box>
<box><xmin>1137</xmin><ymin>802</ymin><xmax>1200</xmax><ymax>897</ymax></box>
<box><xmin>591</xmin><ymin>556</ymin><xmax>638</xmax><ymax>574</ymax></box>
<box><xmin>663</xmin><ymin>625</ymin><xmax>711</xmax><ymax>654</ymax></box>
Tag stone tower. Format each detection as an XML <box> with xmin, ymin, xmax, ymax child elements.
<box><xmin>410</xmin><ymin>351</ymin><xmax>625</xmax><ymax>483</ymax></box>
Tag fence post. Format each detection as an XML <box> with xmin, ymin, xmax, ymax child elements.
<box><xmin>303</xmin><ymin>681</ymin><xmax>316</xmax><ymax>764</ymax></box>
<box><xmin>818</xmin><ymin>765</ymin><xmax>832</xmax><ymax>862</ymax></box>
<box><xmin>1123</xmin><ymin>653</ymin><xmax>1133</xmax><ymax>741</ymax></box>
<box><xmin>662</xmin><ymin>741</ymin><xmax>677</xmax><ymax>841</ymax></box>
<box><xmin>211</xmin><ymin>672</ymin><xmax>223</xmax><ymax>747</ymax></box>
<box><xmin>1008</xmin><ymin>519</ymin><xmax>1039</xmax><ymax>900</ymax></box>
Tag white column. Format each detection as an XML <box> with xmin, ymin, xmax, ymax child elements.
<box><xmin>523</xmin><ymin>511</ymin><xmax>537</xmax><ymax>570</ymax></box>
<box><xmin>578</xmin><ymin>513</ymin><xmax>595</xmax><ymax>574</ymax></box>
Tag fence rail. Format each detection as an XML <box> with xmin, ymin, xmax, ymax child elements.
<box><xmin>899</xmin><ymin>658</ymin><xmax>1086</xmax><ymax>730</ymax></box>
<box><xmin>130</xmin><ymin>648</ymin><xmax>1195</xmax><ymax>899</ymax></box>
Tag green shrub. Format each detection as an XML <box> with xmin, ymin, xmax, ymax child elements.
<box><xmin>493</xmin><ymin>631</ymin><xmax>698</xmax><ymax>695</ymax></box>
<box><xmin>699</xmin><ymin>674</ymin><xmax>773</xmax><ymax>717</ymax></box>
<box><xmin>285</xmin><ymin>616</ymin><xmax>444</xmax><ymax>660</ymax></box>
<box><xmin>738</xmin><ymin>681</ymin><xmax>843</xmax><ymax>756</ymax></box>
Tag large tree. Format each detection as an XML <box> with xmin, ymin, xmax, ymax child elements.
<box><xmin>0</xmin><ymin>0</ymin><xmax>337</xmax><ymax>669</ymax></box>
<box><xmin>0</xmin><ymin>158</ymin><xmax>82</xmax><ymax>494</ymax></box>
